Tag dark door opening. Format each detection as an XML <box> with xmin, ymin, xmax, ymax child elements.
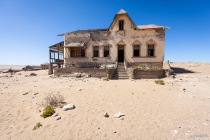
<box><xmin>118</xmin><ymin>45</ymin><xmax>124</xmax><ymax>62</ymax></box>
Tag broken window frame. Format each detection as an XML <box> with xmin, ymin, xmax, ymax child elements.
<box><xmin>133</xmin><ymin>45</ymin><xmax>140</xmax><ymax>57</ymax></box>
<box><xmin>119</xmin><ymin>20</ymin><xmax>124</xmax><ymax>30</ymax></box>
<box><xmin>93</xmin><ymin>46</ymin><xmax>99</xmax><ymax>57</ymax></box>
<box><xmin>147</xmin><ymin>44</ymin><xmax>155</xmax><ymax>57</ymax></box>
<box><xmin>103</xmin><ymin>46</ymin><xmax>110</xmax><ymax>57</ymax></box>
<box><xmin>70</xmin><ymin>47</ymin><xmax>85</xmax><ymax>57</ymax></box>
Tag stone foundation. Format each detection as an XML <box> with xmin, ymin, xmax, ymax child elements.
<box><xmin>133</xmin><ymin>69</ymin><xmax>165</xmax><ymax>79</ymax></box>
<box><xmin>54</xmin><ymin>67</ymin><xmax>116</xmax><ymax>79</ymax></box>
<box><xmin>128</xmin><ymin>62</ymin><xmax>163</xmax><ymax>69</ymax></box>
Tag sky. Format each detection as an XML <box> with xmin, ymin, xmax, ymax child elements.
<box><xmin>0</xmin><ymin>0</ymin><xmax>210</xmax><ymax>65</ymax></box>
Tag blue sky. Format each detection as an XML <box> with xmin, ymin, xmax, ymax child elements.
<box><xmin>0</xmin><ymin>0</ymin><xmax>209</xmax><ymax>65</ymax></box>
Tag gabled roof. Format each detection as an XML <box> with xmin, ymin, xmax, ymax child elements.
<box><xmin>109</xmin><ymin>9</ymin><xmax>138</xmax><ymax>30</ymax></box>
<box><xmin>57</xmin><ymin>9</ymin><xmax>169</xmax><ymax>39</ymax></box>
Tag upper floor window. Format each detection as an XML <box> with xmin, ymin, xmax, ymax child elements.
<box><xmin>93</xmin><ymin>46</ymin><xmax>99</xmax><ymax>57</ymax></box>
<box><xmin>70</xmin><ymin>47</ymin><xmax>85</xmax><ymax>57</ymax></box>
<box><xmin>119</xmin><ymin>20</ymin><xmax>124</xmax><ymax>30</ymax></box>
<box><xmin>104</xmin><ymin>46</ymin><xmax>109</xmax><ymax>57</ymax></box>
<box><xmin>133</xmin><ymin>45</ymin><xmax>140</xmax><ymax>57</ymax></box>
<box><xmin>148</xmin><ymin>44</ymin><xmax>154</xmax><ymax>57</ymax></box>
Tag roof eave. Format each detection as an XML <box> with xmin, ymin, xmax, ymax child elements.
<box><xmin>57</xmin><ymin>28</ymin><xmax>108</xmax><ymax>36</ymax></box>
<box><xmin>138</xmin><ymin>26</ymin><xmax>170</xmax><ymax>30</ymax></box>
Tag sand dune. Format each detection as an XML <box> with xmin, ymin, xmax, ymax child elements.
<box><xmin>0</xmin><ymin>62</ymin><xmax>210</xmax><ymax>140</ymax></box>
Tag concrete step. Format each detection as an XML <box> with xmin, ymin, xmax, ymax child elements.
<box><xmin>111</xmin><ymin>63</ymin><xmax>129</xmax><ymax>79</ymax></box>
<box><xmin>117</xmin><ymin>73</ymin><xmax>127</xmax><ymax>75</ymax></box>
<box><xmin>117</xmin><ymin>71</ymin><xmax>127</xmax><ymax>73</ymax></box>
<box><xmin>118</xmin><ymin>77</ymin><xmax>129</xmax><ymax>79</ymax></box>
<box><xmin>118</xmin><ymin>74</ymin><xmax>127</xmax><ymax>76</ymax></box>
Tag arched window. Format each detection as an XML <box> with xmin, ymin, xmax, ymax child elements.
<box><xmin>104</xmin><ymin>46</ymin><xmax>109</xmax><ymax>57</ymax></box>
<box><xmin>147</xmin><ymin>44</ymin><xmax>155</xmax><ymax>57</ymax></box>
<box><xmin>93</xmin><ymin>46</ymin><xmax>99</xmax><ymax>57</ymax></box>
<box><xmin>133</xmin><ymin>45</ymin><xmax>140</xmax><ymax>57</ymax></box>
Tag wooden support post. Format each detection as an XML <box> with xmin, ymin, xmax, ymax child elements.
<box><xmin>48</xmin><ymin>63</ymin><xmax>53</xmax><ymax>75</ymax></box>
<box><xmin>49</xmin><ymin>49</ymin><xmax>53</xmax><ymax>75</ymax></box>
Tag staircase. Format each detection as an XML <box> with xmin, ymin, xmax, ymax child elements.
<box><xmin>112</xmin><ymin>62</ymin><xmax>129</xmax><ymax>79</ymax></box>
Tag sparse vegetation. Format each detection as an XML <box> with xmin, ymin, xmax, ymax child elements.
<box><xmin>102</xmin><ymin>77</ymin><xmax>109</xmax><ymax>81</ymax></box>
<box><xmin>32</xmin><ymin>122</ymin><xmax>42</xmax><ymax>130</ymax></box>
<box><xmin>155</xmin><ymin>80</ymin><xmax>165</xmax><ymax>85</ymax></box>
<box><xmin>42</xmin><ymin>93</ymin><xmax>65</xmax><ymax>107</ymax></box>
<box><xmin>40</xmin><ymin>106</ymin><xmax>55</xmax><ymax>118</ymax></box>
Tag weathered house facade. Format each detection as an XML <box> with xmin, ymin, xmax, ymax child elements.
<box><xmin>50</xmin><ymin>9</ymin><xmax>169</xmax><ymax>79</ymax></box>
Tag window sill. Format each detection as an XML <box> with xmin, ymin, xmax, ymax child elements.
<box><xmin>65</xmin><ymin>57</ymin><xmax>87</xmax><ymax>58</ymax></box>
<box><xmin>131</xmin><ymin>56</ymin><xmax>156</xmax><ymax>58</ymax></box>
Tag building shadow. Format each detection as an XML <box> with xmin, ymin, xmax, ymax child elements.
<box><xmin>171</xmin><ymin>67</ymin><xmax>195</xmax><ymax>74</ymax></box>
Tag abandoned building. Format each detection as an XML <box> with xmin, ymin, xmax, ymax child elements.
<box><xmin>49</xmin><ymin>9</ymin><xmax>169</xmax><ymax>79</ymax></box>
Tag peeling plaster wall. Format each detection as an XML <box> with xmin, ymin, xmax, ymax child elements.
<box><xmin>64</xmin><ymin>14</ymin><xmax>166</xmax><ymax>66</ymax></box>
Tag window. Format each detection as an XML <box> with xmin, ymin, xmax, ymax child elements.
<box><xmin>119</xmin><ymin>20</ymin><xmax>124</xmax><ymax>30</ymax></box>
<box><xmin>148</xmin><ymin>44</ymin><xmax>154</xmax><ymax>56</ymax></box>
<box><xmin>133</xmin><ymin>45</ymin><xmax>140</xmax><ymax>57</ymax></box>
<box><xmin>104</xmin><ymin>46</ymin><xmax>109</xmax><ymax>57</ymax></box>
<box><xmin>93</xmin><ymin>46</ymin><xmax>99</xmax><ymax>57</ymax></box>
<box><xmin>70</xmin><ymin>48</ymin><xmax>85</xmax><ymax>57</ymax></box>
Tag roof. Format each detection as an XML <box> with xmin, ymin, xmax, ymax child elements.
<box><xmin>49</xmin><ymin>41</ymin><xmax>64</xmax><ymax>50</ymax></box>
<box><xmin>58</xmin><ymin>28</ymin><xmax>108</xmax><ymax>36</ymax></box>
<box><xmin>138</xmin><ymin>24</ymin><xmax>169</xmax><ymax>29</ymax></box>
<box><xmin>57</xmin><ymin>9</ymin><xmax>169</xmax><ymax>36</ymax></box>
<box><xmin>109</xmin><ymin>9</ymin><xmax>138</xmax><ymax>30</ymax></box>
<box><xmin>117</xmin><ymin>9</ymin><xmax>127</xmax><ymax>14</ymax></box>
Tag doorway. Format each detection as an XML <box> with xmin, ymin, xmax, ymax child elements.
<box><xmin>118</xmin><ymin>45</ymin><xmax>124</xmax><ymax>62</ymax></box>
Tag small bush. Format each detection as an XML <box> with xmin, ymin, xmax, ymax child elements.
<box><xmin>32</xmin><ymin>122</ymin><xmax>42</xmax><ymax>130</ymax></box>
<box><xmin>40</xmin><ymin>106</ymin><xmax>55</xmax><ymax>118</ymax></box>
<box><xmin>102</xmin><ymin>77</ymin><xmax>109</xmax><ymax>81</ymax></box>
<box><xmin>42</xmin><ymin>93</ymin><xmax>65</xmax><ymax>107</ymax></box>
<box><xmin>30</xmin><ymin>73</ymin><xmax>37</xmax><ymax>76</ymax></box>
<box><xmin>155</xmin><ymin>80</ymin><xmax>165</xmax><ymax>85</ymax></box>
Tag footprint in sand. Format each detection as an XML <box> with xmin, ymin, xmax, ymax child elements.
<box><xmin>23</xmin><ymin>116</ymin><xmax>31</xmax><ymax>121</ymax></box>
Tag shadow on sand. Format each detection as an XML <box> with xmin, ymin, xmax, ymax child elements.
<box><xmin>171</xmin><ymin>67</ymin><xmax>195</xmax><ymax>74</ymax></box>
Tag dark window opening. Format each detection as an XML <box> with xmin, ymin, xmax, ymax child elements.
<box><xmin>148</xmin><ymin>44</ymin><xmax>154</xmax><ymax>56</ymax></box>
<box><xmin>70</xmin><ymin>48</ymin><xmax>85</xmax><ymax>57</ymax></box>
<box><xmin>119</xmin><ymin>20</ymin><xmax>124</xmax><ymax>30</ymax></box>
<box><xmin>133</xmin><ymin>45</ymin><xmax>140</xmax><ymax>57</ymax></box>
<box><xmin>104</xmin><ymin>46</ymin><xmax>109</xmax><ymax>57</ymax></box>
<box><xmin>93</xmin><ymin>46</ymin><xmax>99</xmax><ymax>57</ymax></box>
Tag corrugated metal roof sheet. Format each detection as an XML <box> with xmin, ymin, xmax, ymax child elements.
<box><xmin>138</xmin><ymin>24</ymin><xmax>169</xmax><ymax>29</ymax></box>
<box><xmin>65</xmin><ymin>42</ymin><xmax>85</xmax><ymax>47</ymax></box>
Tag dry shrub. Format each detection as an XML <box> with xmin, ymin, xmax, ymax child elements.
<box><xmin>40</xmin><ymin>106</ymin><xmax>55</xmax><ymax>118</ymax></box>
<box><xmin>42</xmin><ymin>93</ymin><xmax>65</xmax><ymax>107</ymax></box>
<box><xmin>32</xmin><ymin>122</ymin><xmax>42</xmax><ymax>130</ymax></box>
<box><xmin>155</xmin><ymin>80</ymin><xmax>165</xmax><ymax>85</ymax></box>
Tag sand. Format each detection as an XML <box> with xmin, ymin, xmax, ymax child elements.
<box><xmin>0</xmin><ymin>62</ymin><xmax>210</xmax><ymax>140</ymax></box>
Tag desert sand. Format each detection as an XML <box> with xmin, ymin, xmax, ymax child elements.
<box><xmin>0</xmin><ymin>62</ymin><xmax>210</xmax><ymax>140</ymax></box>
